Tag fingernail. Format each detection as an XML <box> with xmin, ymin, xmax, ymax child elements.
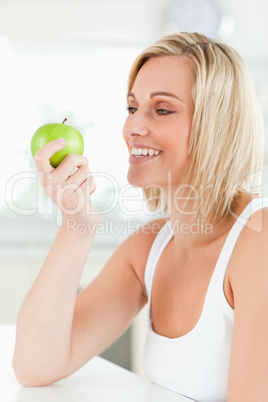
<box><xmin>56</xmin><ymin>138</ymin><xmax>66</xmax><ymax>145</ymax></box>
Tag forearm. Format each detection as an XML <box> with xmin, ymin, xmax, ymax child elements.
<box><xmin>13</xmin><ymin>224</ymin><xmax>95</xmax><ymax>386</ymax></box>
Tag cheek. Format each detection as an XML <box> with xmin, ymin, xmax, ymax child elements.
<box><xmin>162</xmin><ymin>134</ymin><xmax>190</xmax><ymax>169</ymax></box>
<box><xmin>164</xmin><ymin>124</ymin><xmax>190</xmax><ymax>150</ymax></box>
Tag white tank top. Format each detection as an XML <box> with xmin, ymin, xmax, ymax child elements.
<box><xmin>143</xmin><ymin>197</ymin><xmax>268</xmax><ymax>402</ymax></box>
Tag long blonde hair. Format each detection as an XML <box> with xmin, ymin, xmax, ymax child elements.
<box><xmin>127</xmin><ymin>32</ymin><xmax>264</xmax><ymax>224</ymax></box>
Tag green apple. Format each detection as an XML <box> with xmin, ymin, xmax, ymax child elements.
<box><xmin>31</xmin><ymin>118</ymin><xmax>84</xmax><ymax>167</ymax></box>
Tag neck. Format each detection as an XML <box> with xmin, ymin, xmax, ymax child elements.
<box><xmin>162</xmin><ymin>185</ymin><xmax>239</xmax><ymax>254</ymax></box>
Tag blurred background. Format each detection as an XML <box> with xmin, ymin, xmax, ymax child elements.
<box><xmin>0</xmin><ymin>0</ymin><xmax>267</xmax><ymax>379</ymax></box>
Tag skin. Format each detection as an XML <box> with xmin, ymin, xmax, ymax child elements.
<box><xmin>13</xmin><ymin>55</ymin><xmax>268</xmax><ymax>401</ymax></box>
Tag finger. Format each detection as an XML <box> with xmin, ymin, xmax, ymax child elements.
<box><xmin>34</xmin><ymin>138</ymin><xmax>66</xmax><ymax>174</ymax></box>
<box><xmin>65</xmin><ymin>166</ymin><xmax>91</xmax><ymax>190</ymax></box>
<box><xmin>50</xmin><ymin>154</ymin><xmax>89</xmax><ymax>183</ymax></box>
<box><xmin>78</xmin><ymin>174</ymin><xmax>97</xmax><ymax>196</ymax></box>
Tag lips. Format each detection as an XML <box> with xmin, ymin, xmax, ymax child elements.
<box><xmin>129</xmin><ymin>151</ymin><xmax>162</xmax><ymax>165</ymax></box>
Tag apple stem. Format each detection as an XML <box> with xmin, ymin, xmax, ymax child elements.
<box><xmin>62</xmin><ymin>118</ymin><xmax>67</xmax><ymax>124</ymax></box>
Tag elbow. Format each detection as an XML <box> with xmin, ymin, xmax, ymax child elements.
<box><xmin>13</xmin><ymin>357</ymin><xmax>55</xmax><ymax>387</ymax></box>
<box><xmin>13</xmin><ymin>369</ymin><xmax>55</xmax><ymax>388</ymax></box>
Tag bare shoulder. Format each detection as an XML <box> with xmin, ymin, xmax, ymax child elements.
<box><xmin>229</xmin><ymin>206</ymin><xmax>268</xmax><ymax>297</ymax></box>
<box><xmin>240</xmin><ymin>203</ymin><xmax>268</xmax><ymax>234</ymax></box>
<box><xmin>234</xmin><ymin>204</ymin><xmax>268</xmax><ymax>252</ymax></box>
<box><xmin>227</xmin><ymin>206</ymin><xmax>268</xmax><ymax>399</ymax></box>
<box><xmin>120</xmin><ymin>217</ymin><xmax>169</xmax><ymax>297</ymax></box>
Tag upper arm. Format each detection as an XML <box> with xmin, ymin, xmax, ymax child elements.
<box><xmin>227</xmin><ymin>208</ymin><xmax>268</xmax><ymax>401</ymax></box>
<box><xmin>63</xmin><ymin>218</ymin><xmax>167</xmax><ymax>379</ymax></box>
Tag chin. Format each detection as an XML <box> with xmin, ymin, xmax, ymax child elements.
<box><xmin>127</xmin><ymin>170</ymin><xmax>159</xmax><ymax>189</ymax></box>
<box><xmin>127</xmin><ymin>174</ymin><xmax>144</xmax><ymax>188</ymax></box>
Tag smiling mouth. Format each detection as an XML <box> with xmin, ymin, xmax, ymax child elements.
<box><xmin>129</xmin><ymin>147</ymin><xmax>163</xmax><ymax>165</ymax></box>
<box><xmin>131</xmin><ymin>147</ymin><xmax>163</xmax><ymax>157</ymax></box>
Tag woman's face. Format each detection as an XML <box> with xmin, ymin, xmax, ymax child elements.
<box><xmin>123</xmin><ymin>55</ymin><xmax>195</xmax><ymax>190</ymax></box>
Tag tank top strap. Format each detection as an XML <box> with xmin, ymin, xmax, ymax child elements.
<box><xmin>211</xmin><ymin>197</ymin><xmax>268</xmax><ymax>287</ymax></box>
<box><xmin>144</xmin><ymin>220</ymin><xmax>173</xmax><ymax>303</ymax></box>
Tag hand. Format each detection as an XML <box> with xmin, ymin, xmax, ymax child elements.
<box><xmin>34</xmin><ymin>138</ymin><xmax>101</xmax><ymax>235</ymax></box>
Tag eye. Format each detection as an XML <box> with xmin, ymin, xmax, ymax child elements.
<box><xmin>155</xmin><ymin>109</ymin><xmax>174</xmax><ymax>115</ymax></box>
<box><xmin>127</xmin><ymin>106</ymin><xmax>137</xmax><ymax>114</ymax></box>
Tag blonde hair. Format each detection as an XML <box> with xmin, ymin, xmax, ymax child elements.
<box><xmin>127</xmin><ymin>32</ymin><xmax>264</xmax><ymax>224</ymax></box>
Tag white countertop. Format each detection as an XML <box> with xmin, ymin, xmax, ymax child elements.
<box><xmin>0</xmin><ymin>325</ymin><xmax>194</xmax><ymax>402</ymax></box>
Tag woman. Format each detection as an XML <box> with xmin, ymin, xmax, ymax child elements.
<box><xmin>13</xmin><ymin>32</ymin><xmax>268</xmax><ymax>402</ymax></box>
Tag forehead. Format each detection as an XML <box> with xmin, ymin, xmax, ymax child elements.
<box><xmin>132</xmin><ymin>55</ymin><xmax>194</xmax><ymax>101</ymax></box>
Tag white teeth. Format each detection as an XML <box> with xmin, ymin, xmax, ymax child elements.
<box><xmin>131</xmin><ymin>147</ymin><xmax>162</xmax><ymax>157</ymax></box>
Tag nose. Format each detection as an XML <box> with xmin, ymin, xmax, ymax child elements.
<box><xmin>123</xmin><ymin>109</ymin><xmax>150</xmax><ymax>140</ymax></box>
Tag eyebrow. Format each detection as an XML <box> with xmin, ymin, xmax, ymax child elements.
<box><xmin>127</xmin><ymin>91</ymin><xmax>184</xmax><ymax>103</ymax></box>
